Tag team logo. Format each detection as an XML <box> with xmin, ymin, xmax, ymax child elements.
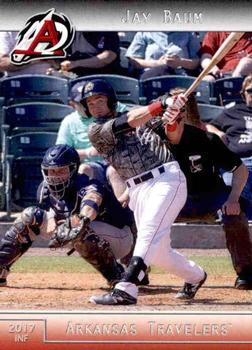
<box><xmin>239</xmin><ymin>116</ymin><xmax>252</xmax><ymax>144</ymax></box>
<box><xmin>10</xmin><ymin>8</ymin><xmax>75</xmax><ymax>65</ymax></box>
<box><xmin>84</xmin><ymin>82</ymin><xmax>95</xmax><ymax>93</ymax></box>
<box><xmin>189</xmin><ymin>155</ymin><xmax>203</xmax><ymax>173</ymax></box>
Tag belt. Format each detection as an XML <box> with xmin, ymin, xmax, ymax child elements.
<box><xmin>126</xmin><ymin>165</ymin><xmax>165</xmax><ymax>188</ymax></box>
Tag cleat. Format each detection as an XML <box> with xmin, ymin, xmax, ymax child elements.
<box><xmin>89</xmin><ymin>288</ymin><xmax>137</xmax><ymax>305</ymax></box>
<box><xmin>0</xmin><ymin>278</ymin><xmax>7</xmax><ymax>287</ymax></box>
<box><xmin>235</xmin><ymin>276</ymin><xmax>252</xmax><ymax>290</ymax></box>
<box><xmin>175</xmin><ymin>272</ymin><xmax>207</xmax><ymax>300</ymax></box>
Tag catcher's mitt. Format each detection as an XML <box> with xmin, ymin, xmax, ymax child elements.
<box><xmin>48</xmin><ymin>215</ymin><xmax>90</xmax><ymax>249</ymax></box>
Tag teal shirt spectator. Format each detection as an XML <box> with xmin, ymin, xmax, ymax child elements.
<box><xmin>56</xmin><ymin>101</ymin><xmax>129</xmax><ymax>163</ymax></box>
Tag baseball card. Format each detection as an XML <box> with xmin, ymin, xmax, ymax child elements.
<box><xmin>0</xmin><ymin>1</ymin><xmax>252</xmax><ymax>349</ymax></box>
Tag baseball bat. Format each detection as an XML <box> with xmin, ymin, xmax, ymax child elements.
<box><xmin>184</xmin><ymin>32</ymin><xmax>245</xmax><ymax>97</ymax></box>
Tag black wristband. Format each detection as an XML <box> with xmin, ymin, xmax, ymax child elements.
<box><xmin>112</xmin><ymin>114</ymin><xmax>134</xmax><ymax>135</ymax></box>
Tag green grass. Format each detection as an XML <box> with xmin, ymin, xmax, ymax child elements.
<box><xmin>12</xmin><ymin>256</ymin><xmax>97</xmax><ymax>273</ymax></box>
<box><xmin>152</xmin><ymin>256</ymin><xmax>233</xmax><ymax>275</ymax></box>
<box><xmin>11</xmin><ymin>255</ymin><xmax>234</xmax><ymax>275</ymax></box>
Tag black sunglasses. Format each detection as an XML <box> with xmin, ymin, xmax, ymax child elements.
<box><xmin>245</xmin><ymin>88</ymin><xmax>252</xmax><ymax>94</ymax></box>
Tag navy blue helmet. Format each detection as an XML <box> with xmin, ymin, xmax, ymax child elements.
<box><xmin>80</xmin><ymin>79</ymin><xmax>117</xmax><ymax>116</ymax></box>
<box><xmin>41</xmin><ymin>144</ymin><xmax>80</xmax><ymax>199</ymax></box>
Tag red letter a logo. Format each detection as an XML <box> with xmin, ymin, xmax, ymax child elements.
<box><xmin>14</xmin><ymin>20</ymin><xmax>63</xmax><ymax>56</ymax></box>
<box><xmin>11</xmin><ymin>8</ymin><xmax>75</xmax><ymax>64</ymax></box>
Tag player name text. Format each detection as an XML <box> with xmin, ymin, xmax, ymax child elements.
<box><xmin>121</xmin><ymin>10</ymin><xmax>203</xmax><ymax>24</ymax></box>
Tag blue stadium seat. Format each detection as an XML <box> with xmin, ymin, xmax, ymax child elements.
<box><xmin>0</xmin><ymin>77</ymin><xmax>4</xmax><ymax>125</ymax></box>
<box><xmin>5</xmin><ymin>132</ymin><xmax>57</xmax><ymax>217</ymax></box>
<box><xmin>213</xmin><ymin>77</ymin><xmax>244</xmax><ymax>106</ymax></box>
<box><xmin>120</xmin><ymin>47</ymin><xmax>129</xmax><ymax>69</ymax></box>
<box><xmin>69</xmin><ymin>74</ymin><xmax>140</xmax><ymax>104</ymax></box>
<box><xmin>118</xmin><ymin>32</ymin><xmax>136</xmax><ymax>48</ymax></box>
<box><xmin>0</xmin><ymin>76</ymin><xmax>3</xmax><ymax>94</ymax></box>
<box><xmin>197</xmin><ymin>103</ymin><xmax>224</xmax><ymax>122</ymax></box>
<box><xmin>139</xmin><ymin>75</ymin><xmax>215</xmax><ymax>105</ymax></box>
<box><xmin>1</xmin><ymin>102</ymin><xmax>74</xmax><ymax>195</ymax></box>
<box><xmin>2</xmin><ymin>102</ymin><xmax>74</xmax><ymax>134</ymax></box>
<box><xmin>1</xmin><ymin>74</ymin><xmax>69</xmax><ymax>106</ymax></box>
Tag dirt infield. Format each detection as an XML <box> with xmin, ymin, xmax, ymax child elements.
<box><xmin>0</xmin><ymin>248</ymin><xmax>252</xmax><ymax>311</ymax></box>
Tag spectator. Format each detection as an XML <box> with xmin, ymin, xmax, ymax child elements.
<box><xmin>206</xmin><ymin>75</ymin><xmax>252</xmax><ymax>213</ymax></box>
<box><xmin>126</xmin><ymin>32</ymin><xmax>200</xmax><ymax>80</ymax></box>
<box><xmin>56</xmin><ymin>82</ymin><xmax>129</xmax><ymax>152</ymax></box>
<box><xmin>200</xmin><ymin>32</ymin><xmax>252</xmax><ymax>81</ymax></box>
<box><xmin>59</xmin><ymin>32</ymin><xmax>121</xmax><ymax>77</ymax></box>
<box><xmin>0</xmin><ymin>31</ymin><xmax>56</xmax><ymax>76</ymax></box>
<box><xmin>56</xmin><ymin>82</ymin><xmax>103</xmax><ymax>164</ymax></box>
<box><xmin>165</xmin><ymin>89</ymin><xmax>252</xmax><ymax>289</ymax></box>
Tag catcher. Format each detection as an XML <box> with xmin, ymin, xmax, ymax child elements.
<box><xmin>0</xmin><ymin>144</ymin><xmax>135</xmax><ymax>288</ymax></box>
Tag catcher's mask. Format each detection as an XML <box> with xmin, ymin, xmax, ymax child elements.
<box><xmin>80</xmin><ymin>79</ymin><xmax>117</xmax><ymax>117</ymax></box>
<box><xmin>41</xmin><ymin>145</ymin><xmax>80</xmax><ymax>199</ymax></box>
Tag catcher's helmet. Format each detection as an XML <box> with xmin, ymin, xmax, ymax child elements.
<box><xmin>41</xmin><ymin>144</ymin><xmax>80</xmax><ymax>199</ymax></box>
<box><xmin>80</xmin><ymin>79</ymin><xmax>117</xmax><ymax>116</ymax></box>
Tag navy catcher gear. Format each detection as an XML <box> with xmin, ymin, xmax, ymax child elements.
<box><xmin>81</xmin><ymin>79</ymin><xmax>117</xmax><ymax>116</ymax></box>
<box><xmin>41</xmin><ymin>144</ymin><xmax>80</xmax><ymax>199</ymax></box>
<box><xmin>74</xmin><ymin>233</ymin><xmax>124</xmax><ymax>287</ymax></box>
<box><xmin>0</xmin><ymin>205</ymin><xmax>44</xmax><ymax>286</ymax></box>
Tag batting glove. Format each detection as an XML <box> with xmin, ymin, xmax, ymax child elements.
<box><xmin>162</xmin><ymin>93</ymin><xmax>188</xmax><ymax>125</ymax></box>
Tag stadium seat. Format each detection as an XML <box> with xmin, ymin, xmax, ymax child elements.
<box><xmin>5</xmin><ymin>132</ymin><xmax>57</xmax><ymax>217</ymax></box>
<box><xmin>0</xmin><ymin>77</ymin><xmax>4</xmax><ymax>123</ymax></box>
<box><xmin>1</xmin><ymin>102</ymin><xmax>74</xmax><ymax>193</ymax></box>
<box><xmin>197</xmin><ymin>103</ymin><xmax>224</xmax><ymax>122</ymax></box>
<box><xmin>139</xmin><ymin>75</ymin><xmax>215</xmax><ymax>105</ymax></box>
<box><xmin>120</xmin><ymin>47</ymin><xmax>129</xmax><ymax>69</ymax></box>
<box><xmin>0</xmin><ymin>77</ymin><xmax>4</xmax><ymax>145</ymax></box>
<box><xmin>118</xmin><ymin>32</ymin><xmax>136</xmax><ymax>48</ymax></box>
<box><xmin>69</xmin><ymin>74</ymin><xmax>140</xmax><ymax>104</ymax></box>
<box><xmin>0</xmin><ymin>76</ymin><xmax>3</xmax><ymax>93</ymax></box>
<box><xmin>2</xmin><ymin>102</ymin><xmax>73</xmax><ymax>134</ymax></box>
<box><xmin>213</xmin><ymin>77</ymin><xmax>244</xmax><ymax>106</ymax></box>
<box><xmin>1</xmin><ymin>74</ymin><xmax>69</xmax><ymax>106</ymax></box>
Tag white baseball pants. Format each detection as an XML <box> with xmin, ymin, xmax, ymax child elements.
<box><xmin>115</xmin><ymin>161</ymin><xmax>205</xmax><ymax>297</ymax></box>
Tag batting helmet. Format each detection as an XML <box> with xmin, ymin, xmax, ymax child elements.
<box><xmin>80</xmin><ymin>79</ymin><xmax>117</xmax><ymax>116</ymax></box>
<box><xmin>41</xmin><ymin>144</ymin><xmax>80</xmax><ymax>199</ymax></box>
